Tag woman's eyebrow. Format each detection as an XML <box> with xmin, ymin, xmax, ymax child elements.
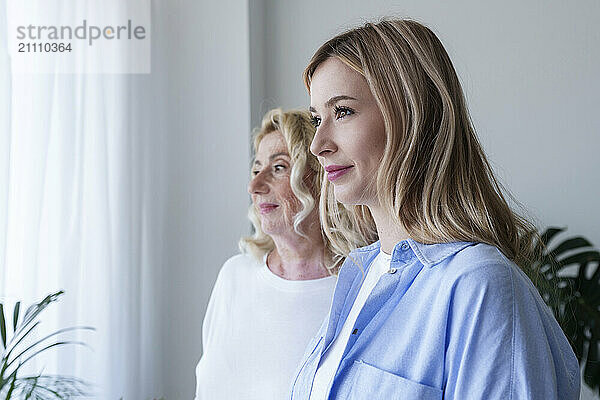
<box><xmin>253</xmin><ymin>152</ymin><xmax>289</xmax><ymax>166</ymax></box>
<box><xmin>309</xmin><ymin>95</ymin><xmax>358</xmax><ymax>113</ymax></box>
<box><xmin>269</xmin><ymin>152</ymin><xmax>289</xmax><ymax>160</ymax></box>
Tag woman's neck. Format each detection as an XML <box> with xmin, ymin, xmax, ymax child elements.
<box><xmin>368</xmin><ymin>205</ymin><xmax>410</xmax><ymax>254</ymax></box>
<box><xmin>267</xmin><ymin>235</ymin><xmax>329</xmax><ymax>281</ymax></box>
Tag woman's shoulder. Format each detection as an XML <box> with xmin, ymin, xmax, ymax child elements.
<box><xmin>441</xmin><ymin>242</ymin><xmax>516</xmax><ymax>277</ymax></box>
<box><xmin>434</xmin><ymin>242</ymin><xmax>548</xmax><ymax>309</ymax></box>
<box><xmin>431</xmin><ymin>243</ymin><xmax>541</xmax><ymax>327</ymax></box>
<box><xmin>218</xmin><ymin>253</ymin><xmax>264</xmax><ymax>279</ymax></box>
<box><xmin>432</xmin><ymin>242</ymin><xmax>529</xmax><ymax>297</ymax></box>
<box><xmin>207</xmin><ymin>254</ymin><xmax>264</xmax><ymax>300</ymax></box>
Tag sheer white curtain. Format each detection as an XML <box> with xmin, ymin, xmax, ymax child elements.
<box><xmin>0</xmin><ymin>1</ymin><xmax>165</xmax><ymax>398</ymax></box>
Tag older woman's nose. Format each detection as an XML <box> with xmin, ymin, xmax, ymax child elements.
<box><xmin>248</xmin><ymin>172</ymin><xmax>269</xmax><ymax>195</ymax></box>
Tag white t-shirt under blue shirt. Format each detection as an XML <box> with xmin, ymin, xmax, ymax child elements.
<box><xmin>310</xmin><ymin>250</ymin><xmax>392</xmax><ymax>399</ymax></box>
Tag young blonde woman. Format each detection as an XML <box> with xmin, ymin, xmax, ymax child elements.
<box><xmin>194</xmin><ymin>109</ymin><xmax>359</xmax><ymax>399</ymax></box>
<box><xmin>290</xmin><ymin>19</ymin><xmax>580</xmax><ymax>399</ymax></box>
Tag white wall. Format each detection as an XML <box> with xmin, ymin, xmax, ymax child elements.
<box><xmin>161</xmin><ymin>0</ymin><xmax>251</xmax><ymax>398</ymax></box>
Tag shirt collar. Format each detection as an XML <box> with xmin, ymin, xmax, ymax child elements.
<box><xmin>352</xmin><ymin>239</ymin><xmax>476</xmax><ymax>269</ymax></box>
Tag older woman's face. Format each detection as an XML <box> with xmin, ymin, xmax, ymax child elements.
<box><xmin>309</xmin><ymin>57</ymin><xmax>386</xmax><ymax>207</ymax></box>
<box><xmin>248</xmin><ymin>131</ymin><xmax>302</xmax><ymax>236</ymax></box>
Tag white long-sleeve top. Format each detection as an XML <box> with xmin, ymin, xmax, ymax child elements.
<box><xmin>194</xmin><ymin>253</ymin><xmax>336</xmax><ymax>400</ymax></box>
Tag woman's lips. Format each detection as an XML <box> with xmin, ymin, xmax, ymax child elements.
<box><xmin>259</xmin><ymin>203</ymin><xmax>279</xmax><ymax>214</ymax></box>
<box><xmin>325</xmin><ymin>165</ymin><xmax>353</xmax><ymax>182</ymax></box>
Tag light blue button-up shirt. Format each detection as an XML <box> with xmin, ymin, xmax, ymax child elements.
<box><xmin>290</xmin><ymin>239</ymin><xmax>580</xmax><ymax>399</ymax></box>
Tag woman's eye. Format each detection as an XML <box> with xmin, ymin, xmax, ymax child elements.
<box><xmin>310</xmin><ymin>115</ymin><xmax>321</xmax><ymax>128</ymax></box>
<box><xmin>274</xmin><ymin>165</ymin><xmax>286</xmax><ymax>172</ymax></box>
<box><xmin>334</xmin><ymin>106</ymin><xmax>354</xmax><ymax>120</ymax></box>
<box><xmin>252</xmin><ymin>170</ymin><xmax>260</xmax><ymax>176</ymax></box>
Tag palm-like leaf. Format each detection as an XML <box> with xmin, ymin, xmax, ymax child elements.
<box><xmin>7</xmin><ymin>374</ymin><xmax>91</xmax><ymax>399</ymax></box>
<box><xmin>1</xmin><ymin>304</ymin><xmax>7</xmax><ymax>349</ymax></box>
<box><xmin>0</xmin><ymin>290</ymin><xmax>95</xmax><ymax>399</ymax></box>
<box><xmin>13</xmin><ymin>302</ymin><xmax>20</xmax><ymax>333</ymax></box>
<box><xmin>526</xmin><ymin>227</ymin><xmax>600</xmax><ymax>395</ymax></box>
<box><xmin>12</xmin><ymin>291</ymin><xmax>64</xmax><ymax>348</ymax></box>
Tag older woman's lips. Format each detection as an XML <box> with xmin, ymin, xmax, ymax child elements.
<box><xmin>259</xmin><ymin>203</ymin><xmax>279</xmax><ymax>214</ymax></box>
<box><xmin>325</xmin><ymin>165</ymin><xmax>353</xmax><ymax>182</ymax></box>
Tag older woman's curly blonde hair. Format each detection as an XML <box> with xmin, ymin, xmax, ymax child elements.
<box><xmin>239</xmin><ymin>108</ymin><xmax>353</xmax><ymax>273</ymax></box>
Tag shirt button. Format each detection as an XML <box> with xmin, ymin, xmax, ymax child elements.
<box><xmin>401</xmin><ymin>243</ymin><xmax>409</xmax><ymax>251</ymax></box>
<box><xmin>387</xmin><ymin>268</ymin><xmax>397</xmax><ymax>274</ymax></box>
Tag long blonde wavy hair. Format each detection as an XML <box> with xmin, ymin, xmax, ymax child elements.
<box><xmin>303</xmin><ymin>18</ymin><xmax>539</xmax><ymax>266</ymax></box>
<box><xmin>239</xmin><ymin>108</ymin><xmax>350</xmax><ymax>273</ymax></box>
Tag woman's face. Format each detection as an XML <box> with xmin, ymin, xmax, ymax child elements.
<box><xmin>248</xmin><ymin>131</ymin><xmax>302</xmax><ymax>236</ymax></box>
<box><xmin>309</xmin><ymin>57</ymin><xmax>387</xmax><ymax>207</ymax></box>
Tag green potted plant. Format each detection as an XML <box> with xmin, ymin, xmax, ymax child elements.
<box><xmin>0</xmin><ymin>290</ymin><xmax>94</xmax><ymax>399</ymax></box>
<box><xmin>527</xmin><ymin>227</ymin><xmax>600</xmax><ymax>396</ymax></box>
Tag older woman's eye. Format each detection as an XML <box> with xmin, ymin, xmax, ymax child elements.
<box><xmin>334</xmin><ymin>105</ymin><xmax>354</xmax><ymax>120</ymax></box>
<box><xmin>252</xmin><ymin>170</ymin><xmax>260</xmax><ymax>176</ymax></box>
<box><xmin>310</xmin><ymin>115</ymin><xmax>321</xmax><ymax>128</ymax></box>
<box><xmin>274</xmin><ymin>165</ymin><xmax>286</xmax><ymax>172</ymax></box>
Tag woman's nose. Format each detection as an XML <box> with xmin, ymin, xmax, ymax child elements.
<box><xmin>310</xmin><ymin>122</ymin><xmax>335</xmax><ymax>158</ymax></box>
<box><xmin>248</xmin><ymin>171</ymin><xmax>269</xmax><ymax>195</ymax></box>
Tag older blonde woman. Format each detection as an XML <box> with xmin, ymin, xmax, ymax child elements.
<box><xmin>291</xmin><ymin>19</ymin><xmax>580</xmax><ymax>399</ymax></box>
<box><xmin>194</xmin><ymin>109</ymin><xmax>352</xmax><ymax>399</ymax></box>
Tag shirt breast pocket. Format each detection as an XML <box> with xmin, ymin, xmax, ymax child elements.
<box><xmin>346</xmin><ymin>360</ymin><xmax>442</xmax><ymax>400</ymax></box>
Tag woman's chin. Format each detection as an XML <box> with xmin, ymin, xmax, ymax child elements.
<box><xmin>260</xmin><ymin>221</ymin><xmax>287</xmax><ymax>237</ymax></box>
<box><xmin>332</xmin><ymin>186</ymin><xmax>361</xmax><ymax>206</ymax></box>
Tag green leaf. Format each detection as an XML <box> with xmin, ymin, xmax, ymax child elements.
<box><xmin>23</xmin><ymin>373</ymin><xmax>39</xmax><ymax>400</ymax></box>
<box><xmin>2</xmin><ymin>321</ymin><xmax>41</xmax><ymax>374</ymax></box>
<box><xmin>538</xmin><ymin>227</ymin><xmax>565</xmax><ymax>248</ymax></box>
<box><xmin>16</xmin><ymin>374</ymin><xmax>91</xmax><ymax>398</ymax></box>
<box><xmin>5</xmin><ymin>326</ymin><xmax>95</xmax><ymax>371</ymax></box>
<box><xmin>528</xmin><ymin>228</ymin><xmax>600</xmax><ymax>394</ymax></box>
<box><xmin>16</xmin><ymin>380</ymin><xmax>62</xmax><ymax>399</ymax></box>
<box><xmin>13</xmin><ymin>291</ymin><xmax>64</xmax><ymax>345</ymax></box>
<box><xmin>584</xmin><ymin>334</ymin><xmax>600</xmax><ymax>389</ymax></box>
<box><xmin>5</xmin><ymin>370</ymin><xmax>18</xmax><ymax>400</ymax></box>
<box><xmin>591</xmin><ymin>263</ymin><xmax>600</xmax><ymax>284</ymax></box>
<box><xmin>559</xmin><ymin>251</ymin><xmax>600</xmax><ymax>269</ymax></box>
<box><xmin>12</xmin><ymin>302</ymin><xmax>20</xmax><ymax>333</ymax></box>
<box><xmin>8</xmin><ymin>341</ymin><xmax>89</xmax><ymax>377</ymax></box>
<box><xmin>0</xmin><ymin>290</ymin><xmax>93</xmax><ymax>399</ymax></box>
<box><xmin>0</xmin><ymin>304</ymin><xmax>6</xmax><ymax>349</ymax></box>
<box><xmin>584</xmin><ymin>286</ymin><xmax>600</xmax><ymax>307</ymax></box>
<box><xmin>549</xmin><ymin>237</ymin><xmax>593</xmax><ymax>257</ymax></box>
